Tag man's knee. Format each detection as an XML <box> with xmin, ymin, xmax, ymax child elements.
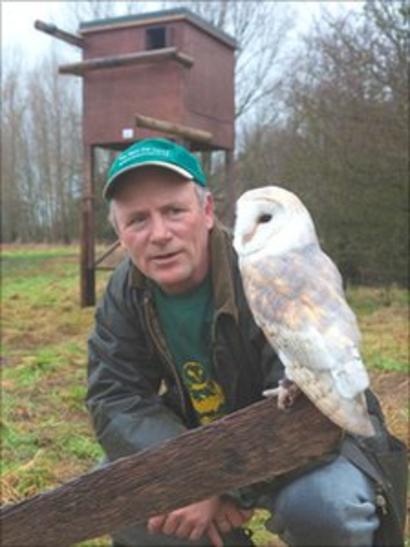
<box><xmin>264</xmin><ymin>456</ymin><xmax>379</xmax><ymax>546</ymax></box>
<box><xmin>269</xmin><ymin>495</ymin><xmax>376</xmax><ymax>546</ymax></box>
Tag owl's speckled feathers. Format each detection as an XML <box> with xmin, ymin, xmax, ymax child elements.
<box><xmin>233</xmin><ymin>186</ymin><xmax>374</xmax><ymax>437</ymax></box>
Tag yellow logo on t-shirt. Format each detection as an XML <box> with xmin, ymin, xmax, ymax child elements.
<box><xmin>182</xmin><ymin>361</ymin><xmax>227</xmax><ymax>425</ymax></box>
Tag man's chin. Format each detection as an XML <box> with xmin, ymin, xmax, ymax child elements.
<box><xmin>151</xmin><ymin>270</ymin><xmax>189</xmax><ymax>294</ymax></box>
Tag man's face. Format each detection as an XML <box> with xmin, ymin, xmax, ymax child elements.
<box><xmin>113</xmin><ymin>167</ymin><xmax>214</xmax><ymax>294</ymax></box>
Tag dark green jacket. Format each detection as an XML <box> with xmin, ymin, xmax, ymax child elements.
<box><xmin>87</xmin><ymin>224</ymin><xmax>406</xmax><ymax>545</ymax></box>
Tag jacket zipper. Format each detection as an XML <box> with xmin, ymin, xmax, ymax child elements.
<box><xmin>143</xmin><ymin>293</ymin><xmax>189</xmax><ymax>420</ymax></box>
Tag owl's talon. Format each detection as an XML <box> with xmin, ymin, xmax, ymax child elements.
<box><xmin>277</xmin><ymin>380</ymin><xmax>301</xmax><ymax>411</ymax></box>
<box><xmin>262</xmin><ymin>388</ymin><xmax>280</xmax><ymax>398</ymax></box>
<box><xmin>263</xmin><ymin>382</ymin><xmax>301</xmax><ymax>411</ymax></box>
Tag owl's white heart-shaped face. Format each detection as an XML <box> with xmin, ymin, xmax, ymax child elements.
<box><xmin>233</xmin><ymin>186</ymin><xmax>317</xmax><ymax>259</ymax></box>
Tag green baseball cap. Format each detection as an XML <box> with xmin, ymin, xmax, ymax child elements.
<box><xmin>103</xmin><ymin>138</ymin><xmax>207</xmax><ymax>199</ymax></box>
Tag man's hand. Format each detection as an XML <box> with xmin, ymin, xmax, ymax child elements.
<box><xmin>147</xmin><ymin>496</ymin><xmax>253</xmax><ymax>547</ymax></box>
<box><xmin>148</xmin><ymin>496</ymin><xmax>222</xmax><ymax>546</ymax></box>
<box><xmin>214</xmin><ymin>497</ymin><xmax>253</xmax><ymax>536</ymax></box>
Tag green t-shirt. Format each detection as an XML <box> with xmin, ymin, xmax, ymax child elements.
<box><xmin>153</xmin><ymin>275</ymin><xmax>228</xmax><ymax>425</ymax></box>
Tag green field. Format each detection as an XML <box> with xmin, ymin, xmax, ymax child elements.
<box><xmin>1</xmin><ymin>245</ymin><xmax>408</xmax><ymax>546</ymax></box>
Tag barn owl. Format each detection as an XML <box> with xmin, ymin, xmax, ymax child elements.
<box><xmin>233</xmin><ymin>186</ymin><xmax>374</xmax><ymax>437</ymax></box>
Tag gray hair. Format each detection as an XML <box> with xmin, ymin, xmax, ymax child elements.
<box><xmin>108</xmin><ymin>181</ymin><xmax>211</xmax><ymax>234</ymax></box>
<box><xmin>108</xmin><ymin>201</ymin><xmax>120</xmax><ymax>233</ymax></box>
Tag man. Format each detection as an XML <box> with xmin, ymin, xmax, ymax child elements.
<box><xmin>87</xmin><ymin>138</ymin><xmax>406</xmax><ymax>546</ymax></box>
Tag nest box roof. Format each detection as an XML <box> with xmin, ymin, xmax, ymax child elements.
<box><xmin>79</xmin><ymin>7</ymin><xmax>237</xmax><ymax>50</ymax></box>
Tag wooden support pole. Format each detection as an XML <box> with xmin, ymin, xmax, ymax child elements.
<box><xmin>80</xmin><ymin>145</ymin><xmax>95</xmax><ymax>307</ymax></box>
<box><xmin>0</xmin><ymin>396</ymin><xmax>342</xmax><ymax>546</ymax></box>
<box><xmin>34</xmin><ymin>20</ymin><xmax>84</xmax><ymax>48</ymax></box>
<box><xmin>225</xmin><ymin>149</ymin><xmax>235</xmax><ymax>227</ymax></box>
<box><xmin>135</xmin><ymin>113</ymin><xmax>213</xmax><ymax>144</ymax></box>
<box><xmin>59</xmin><ymin>48</ymin><xmax>194</xmax><ymax>76</ymax></box>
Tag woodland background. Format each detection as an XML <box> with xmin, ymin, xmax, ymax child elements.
<box><xmin>2</xmin><ymin>0</ymin><xmax>408</xmax><ymax>286</ymax></box>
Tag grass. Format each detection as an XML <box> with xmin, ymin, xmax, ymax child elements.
<box><xmin>1</xmin><ymin>247</ymin><xmax>107</xmax><ymax>498</ymax></box>
<box><xmin>346</xmin><ymin>285</ymin><xmax>409</xmax><ymax>373</ymax></box>
<box><xmin>1</xmin><ymin>245</ymin><xmax>408</xmax><ymax>546</ymax></box>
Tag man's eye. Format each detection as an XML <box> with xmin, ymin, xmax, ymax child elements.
<box><xmin>129</xmin><ymin>216</ymin><xmax>146</xmax><ymax>226</ymax></box>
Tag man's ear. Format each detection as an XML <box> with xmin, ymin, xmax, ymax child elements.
<box><xmin>204</xmin><ymin>192</ymin><xmax>215</xmax><ymax>230</ymax></box>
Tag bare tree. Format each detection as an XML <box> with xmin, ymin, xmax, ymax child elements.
<box><xmin>161</xmin><ymin>1</ymin><xmax>295</xmax><ymax>122</ymax></box>
<box><xmin>25</xmin><ymin>52</ymin><xmax>83</xmax><ymax>241</ymax></box>
<box><xmin>54</xmin><ymin>1</ymin><xmax>147</xmax><ymax>34</ymax></box>
<box><xmin>236</xmin><ymin>1</ymin><xmax>409</xmax><ymax>285</ymax></box>
<box><xmin>1</xmin><ymin>48</ymin><xmax>26</xmax><ymax>241</ymax></box>
<box><xmin>1</xmin><ymin>48</ymin><xmax>83</xmax><ymax>243</ymax></box>
<box><xmin>57</xmin><ymin>1</ymin><xmax>123</xmax><ymax>33</ymax></box>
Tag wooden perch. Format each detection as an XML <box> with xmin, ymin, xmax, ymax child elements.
<box><xmin>135</xmin><ymin>114</ymin><xmax>213</xmax><ymax>144</ymax></box>
<box><xmin>0</xmin><ymin>395</ymin><xmax>342</xmax><ymax>546</ymax></box>
<box><xmin>59</xmin><ymin>47</ymin><xmax>194</xmax><ymax>76</ymax></box>
<box><xmin>34</xmin><ymin>20</ymin><xmax>84</xmax><ymax>48</ymax></box>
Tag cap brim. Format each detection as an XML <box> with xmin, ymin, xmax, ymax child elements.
<box><xmin>104</xmin><ymin>161</ymin><xmax>193</xmax><ymax>199</ymax></box>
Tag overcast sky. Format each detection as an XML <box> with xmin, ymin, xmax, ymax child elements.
<box><xmin>2</xmin><ymin>1</ymin><xmax>364</xmax><ymax>66</ymax></box>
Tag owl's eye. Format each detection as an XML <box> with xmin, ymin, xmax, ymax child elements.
<box><xmin>257</xmin><ymin>213</ymin><xmax>272</xmax><ymax>224</ymax></box>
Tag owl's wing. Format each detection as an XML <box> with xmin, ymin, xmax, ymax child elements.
<box><xmin>241</xmin><ymin>245</ymin><xmax>374</xmax><ymax>436</ymax></box>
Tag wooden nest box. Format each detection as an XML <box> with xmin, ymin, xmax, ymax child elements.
<box><xmin>61</xmin><ymin>8</ymin><xmax>236</xmax><ymax>151</ymax></box>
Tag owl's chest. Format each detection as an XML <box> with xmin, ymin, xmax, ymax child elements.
<box><xmin>243</xmin><ymin>272</ymin><xmax>304</xmax><ymax>330</ymax></box>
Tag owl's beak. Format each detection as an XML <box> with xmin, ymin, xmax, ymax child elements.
<box><xmin>233</xmin><ymin>228</ymin><xmax>256</xmax><ymax>254</ymax></box>
<box><xmin>242</xmin><ymin>227</ymin><xmax>256</xmax><ymax>246</ymax></box>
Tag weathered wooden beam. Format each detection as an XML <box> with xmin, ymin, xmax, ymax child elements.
<box><xmin>0</xmin><ymin>396</ymin><xmax>342</xmax><ymax>547</ymax></box>
<box><xmin>34</xmin><ymin>20</ymin><xmax>84</xmax><ymax>48</ymax></box>
<box><xmin>59</xmin><ymin>47</ymin><xmax>194</xmax><ymax>76</ymax></box>
<box><xmin>135</xmin><ymin>113</ymin><xmax>213</xmax><ymax>144</ymax></box>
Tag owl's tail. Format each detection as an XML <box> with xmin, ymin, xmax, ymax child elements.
<box><xmin>312</xmin><ymin>387</ymin><xmax>375</xmax><ymax>437</ymax></box>
<box><xmin>290</xmin><ymin>367</ymin><xmax>376</xmax><ymax>437</ymax></box>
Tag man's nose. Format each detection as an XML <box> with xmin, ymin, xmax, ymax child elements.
<box><xmin>150</xmin><ymin>216</ymin><xmax>171</xmax><ymax>243</ymax></box>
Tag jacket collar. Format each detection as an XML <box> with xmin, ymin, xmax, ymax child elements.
<box><xmin>129</xmin><ymin>220</ymin><xmax>239</xmax><ymax>322</ymax></box>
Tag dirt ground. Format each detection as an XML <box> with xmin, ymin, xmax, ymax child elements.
<box><xmin>370</xmin><ymin>370</ymin><xmax>408</xmax><ymax>443</ymax></box>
